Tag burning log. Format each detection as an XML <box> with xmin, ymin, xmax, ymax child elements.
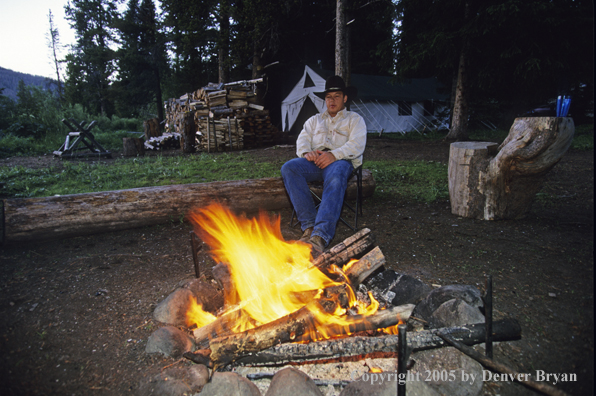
<box><xmin>343</xmin><ymin>246</ymin><xmax>384</xmax><ymax>286</ymax></box>
<box><xmin>294</xmin><ymin>303</ymin><xmax>414</xmax><ymax>343</ymax></box>
<box><xmin>313</xmin><ymin>228</ymin><xmax>375</xmax><ymax>272</ymax></box>
<box><xmin>208</xmin><ymin>285</ymin><xmax>352</xmax><ymax>366</ymax></box>
<box><xmin>192</xmin><ymin>237</ymin><xmax>380</xmax><ymax>348</ymax></box>
<box><xmin>207</xmin><ymin>299</ymin><xmax>413</xmax><ymax>366</ymax></box>
<box><xmin>227</xmin><ymin>318</ymin><xmax>521</xmax><ymax>366</ymax></box>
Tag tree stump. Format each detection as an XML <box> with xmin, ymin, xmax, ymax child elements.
<box><xmin>180</xmin><ymin>112</ymin><xmax>196</xmax><ymax>153</ymax></box>
<box><xmin>448</xmin><ymin>117</ymin><xmax>575</xmax><ymax>220</ymax></box>
<box><xmin>143</xmin><ymin>117</ymin><xmax>161</xmax><ymax>141</ymax></box>
<box><xmin>122</xmin><ymin>137</ymin><xmax>145</xmax><ymax>157</ymax></box>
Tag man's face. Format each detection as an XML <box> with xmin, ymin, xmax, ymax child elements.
<box><xmin>325</xmin><ymin>91</ymin><xmax>347</xmax><ymax>117</ymax></box>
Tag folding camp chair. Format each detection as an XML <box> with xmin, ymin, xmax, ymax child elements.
<box><xmin>290</xmin><ymin>165</ymin><xmax>363</xmax><ymax>231</ymax></box>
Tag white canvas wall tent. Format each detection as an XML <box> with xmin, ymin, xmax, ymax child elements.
<box><xmin>281</xmin><ymin>66</ymin><xmax>449</xmax><ymax>134</ymax></box>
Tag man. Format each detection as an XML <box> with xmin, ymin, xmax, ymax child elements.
<box><xmin>281</xmin><ymin>75</ymin><xmax>367</xmax><ymax>254</ymax></box>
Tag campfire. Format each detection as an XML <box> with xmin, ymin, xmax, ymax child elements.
<box><xmin>183</xmin><ymin>203</ymin><xmax>408</xmax><ymax>368</ymax></box>
<box><xmin>145</xmin><ymin>203</ymin><xmax>534</xmax><ymax>395</ymax></box>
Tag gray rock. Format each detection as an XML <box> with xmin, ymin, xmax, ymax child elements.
<box><xmin>363</xmin><ymin>270</ymin><xmax>431</xmax><ymax>307</ymax></box>
<box><xmin>410</xmin><ymin>347</ymin><xmax>484</xmax><ymax>396</ymax></box>
<box><xmin>406</xmin><ymin>380</ymin><xmax>442</xmax><ymax>396</ymax></box>
<box><xmin>145</xmin><ymin>326</ymin><xmax>194</xmax><ymax>358</ymax></box>
<box><xmin>339</xmin><ymin>373</ymin><xmax>397</xmax><ymax>396</ymax></box>
<box><xmin>199</xmin><ymin>372</ymin><xmax>261</xmax><ymax>396</ymax></box>
<box><xmin>364</xmin><ymin>269</ymin><xmax>399</xmax><ymax>292</ymax></box>
<box><xmin>429</xmin><ymin>298</ymin><xmax>485</xmax><ymax>329</ymax></box>
<box><xmin>265</xmin><ymin>367</ymin><xmax>323</xmax><ymax>396</ymax></box>
<box><xmin>387</xmin><ymin>274</ymin><xmax>432</xmax><ymax>306</ymax></box>
<box><xmin>412</xmin><ymin>285</ymin><xmax>484</xmax><ymax>322</ymax></box>
<box><xmin>138</xmin><ymin>365</ymin><xmax>210</xmax><ymax>395</ymax></box>
<box><xmin>154</xmin><ymin>279</ymin><xmax>223</xmax><ymax>326</ymax></box>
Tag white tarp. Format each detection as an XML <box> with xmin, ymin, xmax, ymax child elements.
<box><xmin>281</xmin><ymin>66</ymin><xmax>326</xmax><ymax>132</ymax></box>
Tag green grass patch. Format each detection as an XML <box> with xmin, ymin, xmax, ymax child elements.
<box><xmin>1</xmin><ymin>153</ymin><xmax>449</xmax><ymax>205</ymax></box>
<box><xmin>0</xmin><ymin>153</ymin><xmax>281</xmax><ymax>198</ymax></box>
<box><xmin>571</xmin><ymin>124</ymin><xmax>594</xmax><ymax>150</ymax></box>
<box><xmin>0</xmin><ymin>129</ymin><xmax>142</xmax><ymax>158</ymax></box>
<box><xmin>365</xmin><ymin>160</ymin><xmax>449</xmax><ymax>203</ymax></box>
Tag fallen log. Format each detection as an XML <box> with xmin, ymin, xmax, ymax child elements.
<box><xmin>1</xmin><ymin>171</ymin><xmax>376</xmax><ymax>243</ymax></box>
<box><xmin>230</xmin><ymin>318</ymin><xmax>521</xmax><ymax>366</ymax></box>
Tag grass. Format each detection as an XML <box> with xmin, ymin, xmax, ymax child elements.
<box><xmin>571</xmin><ymin>124</ymin><xmax>594</xmax><ymax>150</ymax></box>
<box><xmin>365</xmin><ymin>160</ymin><xmax>449</xmax><ymax>203</ymax></box>
<box><xmin>0</xmin><ymin>129</ymin><xmax>142</xmax><ymax>158</ymax></box>
<box><xmin>1</xmin><ymin>123</ymin><xmax>590</xmax><ymax>202</ymax></box>
<box><xmin>0</xmin><ymin>153</ymin><xmax>281</xmax><ymax>198</ymax></box>
<box><xmin>1</xmin><ymin>151</ymin><xmax>449</xmax><ymax>204</ymax></box>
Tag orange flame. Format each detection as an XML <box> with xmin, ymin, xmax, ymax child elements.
<box><xmin>186</xmin><ymin>203</ymin><xmax>382</xmax><ymax>340</ymax></box>
<box><xmin>186</xmin><ymin>297</ymin><xmax>217</xmax><ymax>328</ymax></box>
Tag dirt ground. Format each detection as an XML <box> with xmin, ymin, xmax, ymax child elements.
<box><xmin>0</xmin><ymin>138</ymin><xmax>593</xmax><ymax>396</ymax></box>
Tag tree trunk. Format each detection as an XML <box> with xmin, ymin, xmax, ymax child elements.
<box><xmin>154</xmin><ymin>66</ymin><xmax>164</xmax><ymax>125</ymax></box>
<box><xmin>180</xmin><ymin>112</ymin><xmax>196</xmax><ymax>153</ymax></box>
<box><xmin>218</xmin><ymin>0</ymin><xmax>230</xmax><ymax>84</ymax></box>
<box><xmin>335</xmin><ymin>0</ymin><xmax>347</xmax><ymax>78</ymax></box>
<box><xmin>446</xmin><ymin>1</ymin><xmax>470</xmax><ymax>140</ymax></box>
<box><xmin>448</xmin><ymin>117</ymin><xmax>575</xmax><ymax>220</ymax></box>
<box><xmin>2</xmin><ymin>171</ymin><xmax>376</xmax><ymax>243</ymax></box>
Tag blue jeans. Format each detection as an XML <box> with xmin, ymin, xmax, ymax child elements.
<box><xmin>281</xmin><ymin>158</ymin><xmax>354</xmax><ymax>246</ymax></box>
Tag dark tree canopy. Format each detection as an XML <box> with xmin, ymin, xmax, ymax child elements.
<box><xmin>396</xmin><ymin>0</ymin><xmax>594</xmax><ymax>127</ymax></box>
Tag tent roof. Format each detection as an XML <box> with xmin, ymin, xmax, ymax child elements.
<box><xmin>304</xmin><ymin>66</ymin><xmax>448</xmax><ymax>102</ymax></box>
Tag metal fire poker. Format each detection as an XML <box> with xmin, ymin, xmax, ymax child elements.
<box><xmin>190</xmin><ymin>231</ymin><xmax>202</xmax><ymax>278</ymax></box>
<box><xmin>485</xmin><ymin>274</ymin><xmax>493</xmax><ymax>358</ymax></box>
<box><xmin>397</xmin><ymin>324</ymin><xmax>407</xmax><ymax>396</ymax></box>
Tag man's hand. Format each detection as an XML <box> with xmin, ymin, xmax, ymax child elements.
<box><xmin>305</xmin><ymin>150</ymin><xmax>336</xmax><ymax>169</ymax></box>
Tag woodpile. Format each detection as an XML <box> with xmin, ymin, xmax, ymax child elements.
<box><xmin>163</xmin><ymin>78</ymin><xmax>281</xmax><ymax>152</ymax></box>
<box><xmin>144</xmin><ymin>132</ymin><xmax>181</xmax><ymax>151</ymax></box>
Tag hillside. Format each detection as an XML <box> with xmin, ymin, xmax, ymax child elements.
<box><xmin>0</xmin><ymin>66</ymin><xmax>57</xmax><ymax>101</ymax></box>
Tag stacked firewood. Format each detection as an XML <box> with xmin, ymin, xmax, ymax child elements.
<box><xmin>144</xmin><ymin>132</ymin><xmax>181</xmax><ymax>150</ymax></box>
<box><xmin>163</xmin><ymin>78</ymin><xmax>280</xmax><ymax>152</ymax></box>
<box><xmin>239</xmin><ymin>110</ymin><xmax>279</xmax><ymax>149</ymax></box>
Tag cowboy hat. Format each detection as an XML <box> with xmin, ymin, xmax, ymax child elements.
<box><xmin>314</xmin><ymin>75</ymin><xmax>358</xmax><ymax>101</ymax></box>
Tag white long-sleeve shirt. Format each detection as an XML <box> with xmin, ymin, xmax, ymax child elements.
<box><xmin>296</xmin><ymin>108</ymin><xmax>367</xmax><ymax>168</ymax></box>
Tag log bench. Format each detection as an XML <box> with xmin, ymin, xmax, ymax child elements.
<box><xmin>1</xmin><ymin>171</ymin><xmax>375</xmax><ymax>243</ymax></box>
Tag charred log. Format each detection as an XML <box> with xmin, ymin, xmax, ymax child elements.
<box><xmin>231</xmin><ymin>318</ymin><xmax>521</xmax><ymax>366</ymax></box>
<box><xmin>208</xmin><ymin>285</ymin><xmax>351</xmax><ymax>366</ymax></box>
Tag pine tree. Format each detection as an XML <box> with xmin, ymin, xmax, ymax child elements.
<box><xmin>114</xmin><ymin>0</ymin><xmax>168</xmax><ymax>121</ymax></box>
<box><xmin>64</xmin><ymin>0</ymin><xmax>119</xmax><ymax>116</ymax></box>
